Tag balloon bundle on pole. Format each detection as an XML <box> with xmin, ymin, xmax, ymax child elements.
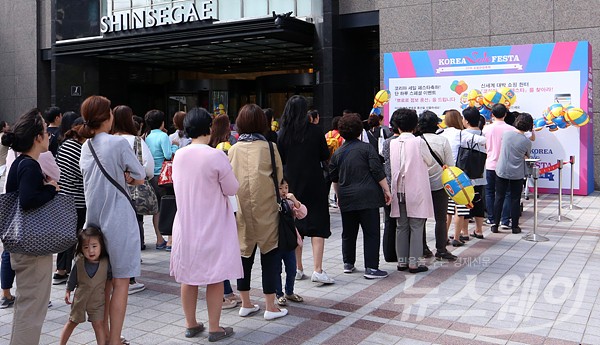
<box><xmin>370</xmin><ymin>90</ymin><xmax>391</xmax><ymax>116</ymax></box>
<box><xmin>459</xmin><ymin>86</ymin><xmax>517</xmax><ymax>122</ymax></box>
<box><xmin>534</xmin><ymin>103</ymin><xmax>589</xmax><ymax>132</ymax></box>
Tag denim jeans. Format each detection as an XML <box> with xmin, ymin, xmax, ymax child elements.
<box><xmin>494</xmin><ymin>176</ymin><xmax>524</xmax><ymax>228</ymax></box>
<box><xmin>485</xmin><ymin>169</ymin><xmax>511</xmax><ymax>224</ymax></box>
<box><xmin>1</xmin><ymin>251</ymin><xmax>14</xmax><ymax>290</ymax></box>
<box><xmin>223</xmin><ymin>280</ymin><xmax>233</xmax><ymax>295</ymax></box>
<box><xmin>275</xmin><ymin>250</ymin><xmax>296</xmax><ymax>297</ymax></box>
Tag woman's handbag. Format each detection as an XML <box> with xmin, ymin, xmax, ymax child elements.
<box><xmin>128</xmin><ymin>137</ymin><xmax>159</xmax><ymax>215</ymax></box>
<box><xmin>158</xmin><ymin>160</ymin><xmax>173</xmax><ymax>186</ymax></box>
<box><xmin>455</xmin><ymin>131</ymin><xmax>487</xmax><ymax>179</ymax></box>
<box><xmin>0</xmin><ymin>159</ymin><xmax>77</xmax><ymax>256</ymax></box>
<box><xmin>267</xmin><ymin>141</ymin><xmax>298</xmax><ymax>252</ymax></box>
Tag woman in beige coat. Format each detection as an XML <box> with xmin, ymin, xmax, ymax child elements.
<box><xmin>228</xmin><ymin>104</ymin><xmax>288</xmax><ymax>321</ymax></box>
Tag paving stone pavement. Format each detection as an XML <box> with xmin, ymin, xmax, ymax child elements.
<box><xmin>1</xmin><ymin>190</ymin><xmax>599</xmax><ymax>344</ymax></box>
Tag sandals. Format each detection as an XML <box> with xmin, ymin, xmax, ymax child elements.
<box><xmin>284</xmin><ymin>293</ymin><xmax>303</xmax><ymax>302</ymax></box>
<box><xmin>119</xmin><ymin>336</ymin><xmax>130</xmax><ymax>345</ymax></box>
<box><xmin>208</xmin><ymin>326</ymin><xmax>234</xmax><ymax>342</ymax></box>
<box><xmin>276</xmin><ymin>296</ymin><xmax>287</xmax><ymax>306</ymax></box>
<box><xmin>184</xmin><ymin>323</ymin><xmax>205</xmax><ymax>338</ymax></box>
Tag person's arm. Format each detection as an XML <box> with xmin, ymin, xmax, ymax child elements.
<box><xmin>160</xmin><ymin>134</ymin><xmax>178</xmax><ymax>160</ymax></box>
<box><xmin>140</xmin><ymin>139</ymin><xmax>155</xmax><ymax>179</ymax></box>
<box><xmin>17</xmin><ymin>160</ymin><xmax>58</xmax><ymax>210</ymax></box>
<box><xmin>217</xmin><ymin>152</ymin><xmax>239</xmax><ymax>196</ymax></box>
<box><xmin>317</xmin><ymin>128</ymin><xmax>330</xmax><ymax>162</ymax></box>
<box><xmin>120</xmin><ymin>140</ymin><xmax>145</xmax><ymax>185</ymax></box>
<box><xmin>38</xmin><ymin>151</ymin><xmax>61</xmax><ymax>182</ymax></box>
<box><xmin>287</xmin><ymin>196</ymin><xmax>307</xmax><ymax>220</ymax></box>
<box><xmin>65</xmin><ymin>264</ymin><xmax>78</xmax><ymax>304</ymax></box>
<box><xmin>378</xmin><ymin>178</ymin><xmax>392</xmax><ymax>205</ymax></box>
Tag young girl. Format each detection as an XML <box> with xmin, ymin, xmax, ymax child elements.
<box><xmin>60</xmin><ymin>227</ymin><xmax>111</xmax><ymax>345</ymax></box>
<box><xmin>276</xmin><ymin>178</ymin><xmax>306</xmax><ymax>306</ymax></box>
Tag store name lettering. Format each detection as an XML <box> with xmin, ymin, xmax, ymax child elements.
<box><xmin>100</xmin><ymin>0</ymin><xmax>215</xmax><ymax>34</ymax></box>
<box><xmin>438</xmin><ymin>52</ymin><xmax>520</xmax><ymax>66</ymax></box>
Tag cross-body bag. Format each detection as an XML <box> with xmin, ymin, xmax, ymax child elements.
<box><xmin>421</xmin><ymin>135</ymin><xmax>445</xmax><ymax>168</ymax></box>
<box><xmin>88</xmin><ymin>139</ymin><xmax>136</xmax><ymax>211</ymax></box>
<box><xmin>0</xmin><ymin>159</ymin><xmax>77</xmax><ymax>256</ymax></box>
<box><xmin>128</xmin><ymin>137</ymin><xmax>159</xmax><ymax>215</ymax></box>
<box><xmin>455</xmin><ymin>130</ymin><xmax>487</xmax><ymax>179</ymax></box>
<box><xmin>267</xmin><ymin>141</ymin><xmax>298</xmax><ymax>252</ymax></box>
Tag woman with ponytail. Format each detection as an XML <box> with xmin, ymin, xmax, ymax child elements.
<box><xmin>77</xmin><ymin>95</ymin><xmax>145</xmax><ymax>345</ymax></box>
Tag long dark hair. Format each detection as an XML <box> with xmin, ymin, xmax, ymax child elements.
<box><xmin>209</xmin><ymin>114</ymin><xmax>231</xmax><ymax>148</ymax></box>
<box><xmin>0</xmin><ymin>109</ymin><xmax>45</xmax><ymax>152</ymax></box>
<box><xmin>112</xmin><ymin>105</ymin><xmax>138</xmax><ymax>136</ymax></box>
<box><xmin>279</xmin><ymin>95</ymin><xmax>309</xmax><ymax>145</ymax></box>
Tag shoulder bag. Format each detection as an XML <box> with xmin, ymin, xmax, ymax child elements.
<box><xmin>455</xmin><ymin>131</ymin><xmax>487</xmax><ymax>179</ymax></box>
<box><xmin>267</xmin><ymin>141</ymin><xmax>298</xmax><ymax>252</ymax></box>
<box><xmin>128</xmin><ymin>137</ymin><xmax>159</xmax><ymax>215</ymax></box>
<box><xmin>0</xmin><ymin>160</ymin><xmax>77</xmax><ymax>256</ymax></box>
<box><xmin>88</xmin><ymin>140</ymin><xmax>136</xmax><ymax>212</ymax></box>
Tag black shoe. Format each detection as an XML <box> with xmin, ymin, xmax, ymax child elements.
<box><xmin>490</xmin><ymin>225</ymin><xmax>499</xmax><ymax>233</ymax></box>
<box><xmin>459</xmin><ymin>235</ymin><xmax>470</xmax><ymax>242</ymax></box>
<box><xmin>435</xmin><ymin>252</ymin><xmax>457</xmax><ymax>261</ymax></box>
<box><xmin>409</xmin><ymin>265</ymin><xmax>428</xmax><ymax>273</ymax></box>
<box><xmin>364</xmin><ymin>268</ymin><xmax>389</xmax><ymax>279</ymax></box>
<box><xmin>512</xmin><ymin>226</ymin><xmax>522</xmax><ymax>234</ymax></box>
<box><xmin>451</xmin><ymin>239</ymin><xmax>464</xmax><ymax>247</ymax></box>
<box><xmin>397</xmin><ymin>265</ymin><xmax>409</xmax><ymax>271</ymax></box>
<box><xmin>141</xmin><ymin>243</ymin><xmax>146</xmax><ymax>251</ymax></box>
<box><xmin>52</xmin><ymin>273</ymin><xmax>68</xmax><ymax>285</ymax></box>
<box><xmin>471</xmin><ymin>232</ymin><xmax>484</xmax><ymax>239</ymax></box>
<box><xmin>423</xmin><ymin>248</ymin><xmax>433</xmax><ymax>258</ymax></box>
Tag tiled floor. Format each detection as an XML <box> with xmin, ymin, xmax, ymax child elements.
<box><xmin>1</xmin><ymin>191</ymin><xmax>599</xmax><ymax>344</ymax></box>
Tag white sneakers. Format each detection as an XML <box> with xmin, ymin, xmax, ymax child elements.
<box><xmin>295</xmin><ymin>269</ymin><xmax>306</xmax><ymax>280</ymax></box>
<box><xmin>297</xmin><ymin>269</ymin><xmax>336</xmax><ymax>284</ymax></box>
<box><xmin>311</xmin><ymin>270</ymin><xmax>335</xmax><ymax>284</ymax></box>
<box><xmin>128</xmin><ymin>282</ymin><xmax>146</xmax><ymax>295</ymax></box>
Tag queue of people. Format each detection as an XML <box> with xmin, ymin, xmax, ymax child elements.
<box><xmin>0</xmin><ymin>95</ymin><xmax>534</xmax><ymax>344</ymax></box>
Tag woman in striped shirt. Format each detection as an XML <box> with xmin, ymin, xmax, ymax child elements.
<box><xmin>53</xmin><ymin>117</ymin><xmax>87</xmax><ymax>285</ymax></box>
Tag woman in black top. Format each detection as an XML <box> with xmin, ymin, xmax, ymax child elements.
<box><xmin>329</xmin><ymin>114</ymin><xmax>392</xmax><ymax>279</ymax></box>
<box><xmin>277</xmin><ymin>95</ymin><xmax>333</xmax><ymax>284</ymax></box>
<box><xmin>1</xmin><ymin>108</ymin><xmax>60</xmax><ymax>345</ymax></box>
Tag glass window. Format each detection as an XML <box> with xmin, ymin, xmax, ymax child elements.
<box><xmin>112</xmin><ymin>0</ymin><xmax>131</xmax><ymax>11</ymax></box>
<box><xmin>269</xmin><ymin>0</ymin><xmax>294</xmax><ymax>15</ymax></box>
<box><xmin>296</xmin><ymin>0</ymin><xmax>311</xmax><ymax>17</ymax></box>
<box><xmin>131</xmin><ymin>0</ymin><xmax>150</xmax><ymax>10</ymax></box>
<box><xmin>218</xmin><ymin>0</ymin><xmax>241</xmax><ymax>21</ymax></box>
<box><xmin>243</xmin><ymin>0</ymin><xmax>267</xmax><ymax>18</ymax></box>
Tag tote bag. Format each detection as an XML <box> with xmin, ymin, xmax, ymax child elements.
<box><xmin>0</xmin><ymin>192</ymin><xmax>77</xmax><ymax>256</ymax></box>
<box><xmin>455</xmin><ymin>131</ymin><xmax>487</xmax><ymax>179</ymax></box>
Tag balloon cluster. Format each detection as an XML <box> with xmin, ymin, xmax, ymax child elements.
<box><xmin>533</xmin><ymin>103</ymin><xmax>589</xmax><ymax>132</ymax></box>
<box><xmin>460</xmin><ymin>87</ymin><xmax>517</xmax><ymax>121</ymax></box>
<box><xmin>370</xmin><ymin>90</ymin><xmax>391</xmax><ymax>116</ymax></box>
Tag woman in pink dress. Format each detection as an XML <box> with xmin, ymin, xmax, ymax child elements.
<box><xmin>170</xmin><ymin>107</ymin><xmax>242</xmax><ymax>342</ymax></box>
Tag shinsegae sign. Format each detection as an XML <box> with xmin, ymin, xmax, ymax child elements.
<box><xmin>100</xmin><ymin>0</ymin><xmax>215</xmax><ymax>33</ymax></box>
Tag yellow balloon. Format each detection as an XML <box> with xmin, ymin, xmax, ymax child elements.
<box><xmin>216</xmin><ymin>142</ymin><xmax>231</xmax><ymax>152</ymax></box>
<box><xmin>441</xmin><ymin>166</ymin><xmax>475</xmax><ymax>207</ymax></box>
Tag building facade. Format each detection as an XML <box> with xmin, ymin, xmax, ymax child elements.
<box><xmin>0</xmin><ymin>0</ymin><xmax>598</xmax><ymax>188</ymax></box>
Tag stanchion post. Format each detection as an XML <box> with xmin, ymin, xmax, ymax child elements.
<box><xmin>524</xmin><ymin>167</ymin><xmax>549</xmax><ymax>242</ymax></box>
<box><xmin>563</xmin><ymin>155</ymin><xmax>582</xmax><ymax>210</ymax></box>
<box><xmin>549</xmin><ymin>159</ymin><xmax>571</xmax><ymax>222</ymax></box>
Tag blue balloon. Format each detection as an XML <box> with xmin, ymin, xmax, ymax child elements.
<box><xmin>479</xmin><ymin>106</ymin><xmax>492</xmax><ymax>121</ymax></box>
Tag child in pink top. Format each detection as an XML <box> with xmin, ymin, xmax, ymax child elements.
<box><xmin>276</xmin><ymin>178</ymin><xmax>306</xmax><ymax>306</ymax></box>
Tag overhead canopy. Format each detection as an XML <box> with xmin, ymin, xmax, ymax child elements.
<box><xmin>54</xmin><ymin>16</ymin><xmax>315</xmax><ymax>74</ymax></box>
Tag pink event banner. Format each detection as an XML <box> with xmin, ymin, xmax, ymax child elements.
<box><xmin>384</xmin><ymin>42</ymin><xmax>593</xmax><ymax>195</ymax></box>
